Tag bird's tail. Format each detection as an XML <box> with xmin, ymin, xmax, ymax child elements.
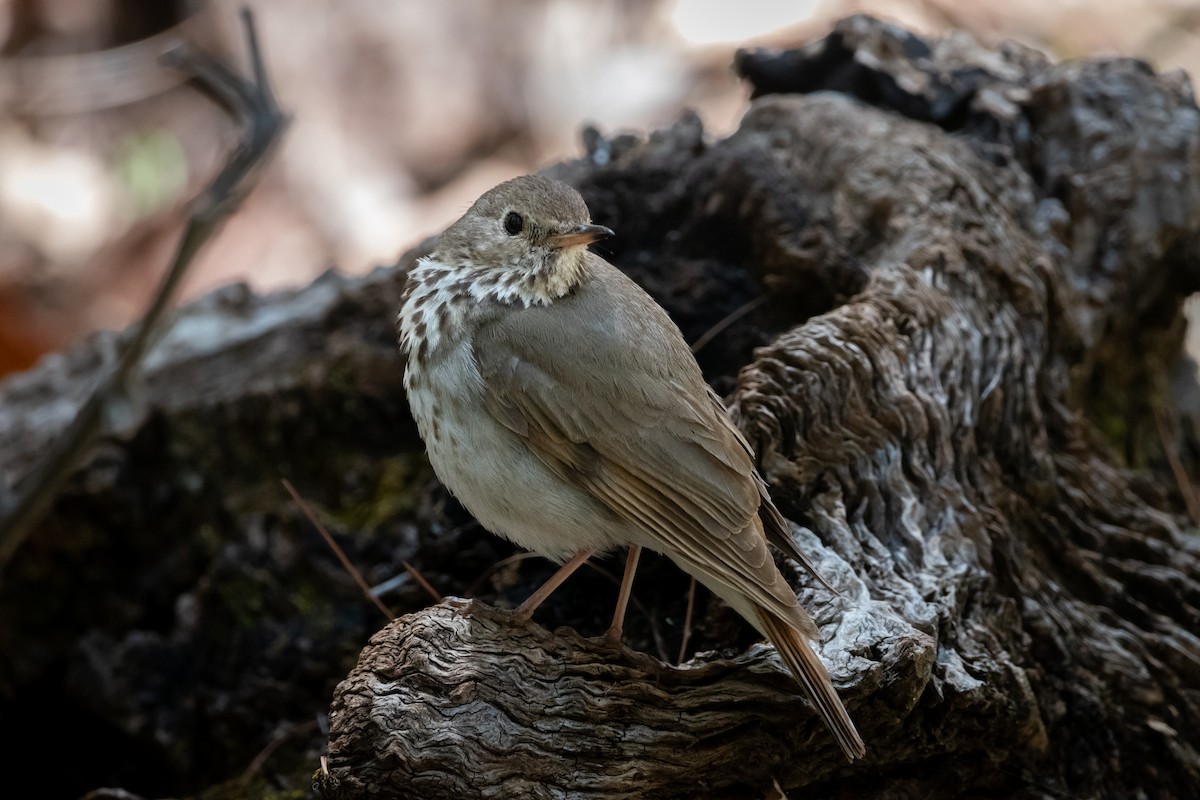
<box><xmin>756</xmin><ymin>606</ymin><xmax>866</xmax><ymax>761</ymax></box>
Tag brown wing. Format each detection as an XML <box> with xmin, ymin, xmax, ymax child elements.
<box><xmin>704</xmin><ymin>389</ymin><xmax>839</xmax><ymax>594</ymax></box>
<box><xmin>473</xmin><ymin>257</ymin><xmax>802</xmax><ymax>619</ymax></box>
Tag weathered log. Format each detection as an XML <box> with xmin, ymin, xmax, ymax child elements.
<box><xmin>1</xmin><ymin>14</ymin><xmax>1198</xmax><ymax>799</ymax></box>
<box><xmin>320</xmin><ymin>16</ymin><xmax>1200</xmax><ymax>800</ymax></box>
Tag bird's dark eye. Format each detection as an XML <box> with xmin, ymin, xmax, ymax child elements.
<box><xmin>503</xmin><ymin>211</ymin><xmax>524</xmax><ymax>236</ymax></box>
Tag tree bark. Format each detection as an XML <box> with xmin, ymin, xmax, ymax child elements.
<box><xmin>2</xmin><ymin>14</ymin><xmax>1198</xmax><ymax>800</ymax></box>
<box><xmin>320</xmin><ymin>16</ymin><xmax>1200</xmax><ymax>800</ymax></box>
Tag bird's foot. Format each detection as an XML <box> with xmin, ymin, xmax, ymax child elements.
<box><xmin>510</xmin><ymin>604</ymin><xmax>537</xmax><ymax>625</ymax></box>
<box><xmin>601</xmin><ymin>625</ymin><xmax>625</xmax><ymax>648</ymax></box>
<box><xmin>596</xmin><ymin>627</ymin><xmax>644</xmax><ymax>662</ymax></box>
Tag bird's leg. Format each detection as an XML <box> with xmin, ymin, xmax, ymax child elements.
<box><xmin>513</xmin><ymin>547</ymin><xmax>593</xmax><ymax>622</ymax></box>
<box><xmin>603</xmin><ymin>545</ymin><xmax>642</xmax><ymax>645</ymax></box>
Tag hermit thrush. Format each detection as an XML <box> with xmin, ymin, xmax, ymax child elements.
<box><xmin>397</xmin><ymin>175</ymin><xmax>865</xmax><ymax>760</ymax></box>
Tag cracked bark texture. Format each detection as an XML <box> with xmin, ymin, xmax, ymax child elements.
<box><xmin>2</xmin><ymin>14</ymin><xmax>1199</xmax><ymax>800</ymax></box>
<box><xmin>320</xmin><ymin>16</ymin><xmax>1200</xmax><ymax>800</ymax></box>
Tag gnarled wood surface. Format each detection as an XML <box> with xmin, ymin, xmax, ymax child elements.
<box><xmin>320</xmin><ymin>16</ymin><xmax>1200</xmax><ymax>800</ymax></box>
<box><xmin>1</xmin><ymin>15</ymin><xmax>1198</xmax><ymax>800</ymax></box>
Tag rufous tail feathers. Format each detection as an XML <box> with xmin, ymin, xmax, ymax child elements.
<box><xmin>756</xmin><ymin>606</ymin><xmax>866</xmax><ymax>761</ymax></box>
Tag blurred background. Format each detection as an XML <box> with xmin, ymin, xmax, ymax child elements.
<box><xmin>1</xmin><ymin>0</ymin><xmax>1198</xmax><ymax>378</ymax></box>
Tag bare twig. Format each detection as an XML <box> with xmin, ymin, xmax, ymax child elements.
<box><xmin>677</xmin><ymin>575</ymin><xmax>697</xmax><ymax>664</ymax></box>
<box><xmin>689</xmin><ymin>294</ymin><xmax>768</xmax><ymax>355</ymax></box>
<box><xmin>0</xmin><ymin>8</ymin><xmax>289</xmax><ymax>572</ymax></box>
<box><xmin>402</xmin><ymin>560</ymin><xmax>444</xmax><ymax>605</ymax></box>
<box><xmin>643</xmin><ymin>606</ymin><xmax>671</xmax><ymax>663</ymax></box>
<box><xmin>1153</xmin><ymin>407</ymin><xmax>1200</xmax><ymax>526</ymax></box>
<box><xmin>766</xmin><ymin>777</ymin><xmax>790</xmax><ymax>800</ymax></box>
<box><xmin>282</xmin><ymin>479</ymin><xmax>395</xmax><ymax>621</ymax></box>
<box><xmin>241</xmin><ymin>718</ymin><xmax>319</xmax><ymax>780</ymax></box>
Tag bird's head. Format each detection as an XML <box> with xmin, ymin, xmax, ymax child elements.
<box><xmin>432</xmin><ymin>175</ymin><xmax>614</xmax><ymax>303</ymax></box>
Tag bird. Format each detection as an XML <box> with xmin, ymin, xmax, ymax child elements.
<box><xmin>397</xmin><ymin>174</ymin><xmax>865</xmax><ymax>761</ymax></box>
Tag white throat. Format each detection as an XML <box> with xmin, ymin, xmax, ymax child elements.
<box><xmin>397</xmin><ymin>249</ymin><xmax>587</xmax><ymax>363</ymax></box>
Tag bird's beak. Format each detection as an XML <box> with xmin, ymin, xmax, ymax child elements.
<box><xmin>549</xmin><ymin>223</ymin><xmax>615</xmax><ymax>249</ymax></box>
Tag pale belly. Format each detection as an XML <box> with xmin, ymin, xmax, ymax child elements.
<box><xmin>405</xmin><ymin>339</ymin><xmax>630</xmax><ymax>562</ymax></box>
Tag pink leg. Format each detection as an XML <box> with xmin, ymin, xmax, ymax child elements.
<box><xmin>514</xmin><ymin>548</ymin><xmax>593</xmax><ymax>622</ymax></box>
<box><xmin>603</xmin><ymin>545</ymin><xmax>642</xmax><ymax>644</ymax></box>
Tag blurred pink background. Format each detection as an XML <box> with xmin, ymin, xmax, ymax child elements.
<box><xmin>2</xmin><ymin>0</ymin><xmax>1197</xmax><ymax>375</ymax></box>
